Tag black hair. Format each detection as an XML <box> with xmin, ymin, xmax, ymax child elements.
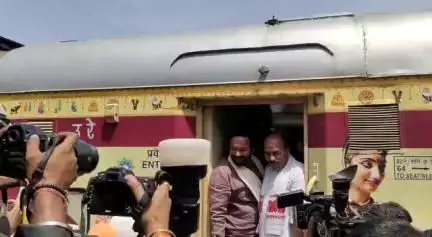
<box><xmin>349</xmin><ymin>220</ymin><xmax>423</xmax><ymax>237</ymax></box>
<box><xmin>342</xmin><ymin>136</ymin><xmax>388</xmax><ymax>167</ymax></box>
<box><xmin>358</xmin><ymin>202</ymin><xmax>413</xmax><ymax>223</ymax></box>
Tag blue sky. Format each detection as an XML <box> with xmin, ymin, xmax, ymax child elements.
<box><xmin>1</xmin><ymin>0</ymin><xmax>431</xmax><ymax>44</ymax></box>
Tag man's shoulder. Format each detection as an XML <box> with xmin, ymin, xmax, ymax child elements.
<box><xmin>291</xmin><ymin>159</ymin><xmax>304</xmax><ymax>172</ymax></box>
<box><xmin>210</xmin><ymin>161</ymin><xmax>232</xmax><ymax>177</ymax></box>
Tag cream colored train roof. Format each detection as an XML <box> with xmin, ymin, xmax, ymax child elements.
<box><xmin>0</xmin><ymin>10</ymin><xmax>432</xmax><ymax>93</ymax></box>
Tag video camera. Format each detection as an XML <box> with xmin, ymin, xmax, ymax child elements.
<box><xmin>277</xmin><ymin>165</ymin><xmax>365</xmax><ymax>237</ymax></box>
<box><xmin>83</xmin><ymin>138</ymin><xmax>210</xmax><ymax>237</ymax></box>
<box><xmin>0</xmin><ymin>114</ymin><xmax>99</xmax><ymax>180</ymax></box>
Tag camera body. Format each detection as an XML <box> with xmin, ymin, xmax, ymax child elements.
<box><xmin>0</xmin><ymin>115</ymin><xmax>99</xmax><ymax>180</ymax></box>
<box><xmin>84</xmin><ymin>166</ymin><xmax>156</xmax><ymax>217</ymax></box>
<box><xmin>84</xmin><ymin>138</ymin><xmax>210</xmax><ymax>237</ymax></box>
<box><xmin>277</xmin><ymin>165</ymin><xmax>365</xmax><ymax>237</ymax></box>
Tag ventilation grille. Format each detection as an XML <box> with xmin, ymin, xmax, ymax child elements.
<box><xmin>347</xmin><ymin>104</ymin><xmax>400</xmax><ymax>150</ymax></box>
<box><xmin>26</xmin><ymin>121</ymin><xmax>54</xmax><ymax>134</ymax></box>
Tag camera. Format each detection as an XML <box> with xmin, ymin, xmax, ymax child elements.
<box><xmin>277</xmin><ymin>165</ymin><xmax>365</xmax><ymax>237</ymax></box>
<box><xmin>83</xmin><ymin>138</ymin><xmax>210</xmax><ymax>237</ymax></box>
<box><xmin>83</xmin><ymin>166</ymin><xmax>158</xmax><ymax>217</ymax></box>
<box><xmin>0</xmin><ymin>114</ymin><xmax>99</xmax><ymax>180</ymax></box>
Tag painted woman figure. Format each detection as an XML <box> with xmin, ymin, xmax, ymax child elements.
<box><xmin>342</xmin><ymin>139</ymin><xmax>388</xmax><ymax>210</ymax></box>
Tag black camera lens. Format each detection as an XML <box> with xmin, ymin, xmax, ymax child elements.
<box><xmin>74</xmin><ymin>140</ymin><xmax>99</xmax><ymax>175</ymax></box>
<box><xmin>8</xmin><ymin>129</ymin><xmax>21</xmax><ymax>143</ymax></box>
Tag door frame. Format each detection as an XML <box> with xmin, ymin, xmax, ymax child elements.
<box><xmin>195</xmin><ymin>96</ymin><xmax>309</xmax><ymax>237</ymax></box>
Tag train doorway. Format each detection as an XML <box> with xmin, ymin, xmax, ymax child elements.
<box><xmin>202</xmin><ymin>100</ymin><xmax>307</xmax><ymax>168</ymax></box>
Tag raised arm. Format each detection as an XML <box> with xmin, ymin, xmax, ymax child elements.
<box><xmin>209</xmin><ymin>167</ymin><xmax>231</xmax><ymax>237</ymax></box>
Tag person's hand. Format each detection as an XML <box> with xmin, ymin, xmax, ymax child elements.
<box><xmin>25</xmin><ymin>135</ymin><xmax>43</xmax><ymax>180</ymax></box>
<box><xmin>125</xmin><ymin>175</ymin><xmax>172</xmax><ymax>234</ymax></box>
<box><xmin>26</xmin><ymin>132</ymin><xmax>79</xmax><ymax>189</ymax></box>
<box><xmin>142</xmin><ymin>182</ymin><xmax>172</xmax><ymax>233</ymax></box>
<box><xmin>125</xmin><ymin>175</ymin><xmax>146</xmax><ymax>202</ymax></box>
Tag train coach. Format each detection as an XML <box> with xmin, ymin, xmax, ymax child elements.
<box><xmin>0</xmin><ymin>10</ymin><xmax>431</xmax><ymax>233</ymax></box>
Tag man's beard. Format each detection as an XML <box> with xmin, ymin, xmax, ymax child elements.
<box><xmin>268</xmin><ymin>161</ymin><xmax>282</xmax><ymax>171</ymax></box>
<box><xmin>232</xmin><ymin>155</ymin><xmax>250</xmax><ymax>165</ymax></box>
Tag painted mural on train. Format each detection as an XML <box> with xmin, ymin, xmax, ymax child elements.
<box><xmin>307</xmin><ymin>84</ymin><xmax>432</xmax><ymax>229</ymax></box>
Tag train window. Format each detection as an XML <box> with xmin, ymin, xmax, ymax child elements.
<box><xmin>347</xmin><ymin>104</ymin><xmax>400</xmax><ymax>150</ymax></box>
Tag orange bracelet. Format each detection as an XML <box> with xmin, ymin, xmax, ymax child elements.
<box><xmin>148</xmin><ymin>229</ymin><xmax>176</xmax><ymax>237</ymax></box>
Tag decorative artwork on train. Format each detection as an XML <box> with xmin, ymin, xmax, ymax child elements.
<box><xmin>117</xmin><ymin>157</ymin><xmax>134</xmax><ymax>170</ymax></box>
<box><xmin>421</xmin><ymin>88</ymin><xmax>432</xmax><ymax>103</ymax></box>
<box><xmin>53</xmin><ymin>100</ymin><xmax>62</xmax><ymax>113</ymax></box>
<box><xmin>70</xmin><ymin>101</ymin><xmax>78</xmax><ymax>112</ymax></box>
<box><xmin>23</xmin><ymin>102</ymin><xmax>32</xmax><ymax>112</ymax></box>
<box><xmin>393</xmin><ymin>156</ymin><xmax>432</xmax><ymax>180</ymax></box>
<box><xmin>88</xmin><ymin>100</ymin><xmax>98</xmax><ymax>112</ymax></box>
<box><xmin>10</xmin><ymin>104</ymin><xmax>21</xmax><ymax>115</ymax></box>
<box><xmin>72</xmin><ymin>118</ymin><xmax>96</xmax><ymax>140</ymax></box>
<box><xmin>331</xmin><ymin>92</ymin><xmax>345</xmax><ymax>106</ymax></box>
<box><xmin>143</xmin><ymin>148</ymin><xmax>160</xmax><ymax>169</ymax></box>
<box><xmin>342</xmin><ymin>141</ymin><xmax>391</xmax><ymax>208</ymax></box>
<box><xmin>131</xmin><ymin>98</ymin><xmax>139</xmax><ymax>111</ymax></box>
<box><xmin>392</xmin><ymin>90</ymin><xmax>403</xmax><ymax>104</ymax></box>
<box><xmin>106</xmin><ymin>98</ymin><xmax>119</xmax><ymax>105</ymax></box>
<box><xmin>37</xmin><ymin>102</ymin><xmax>45</xmax><ymax>114</ymax></box>
<box><xmin>0</xmin><ymin>94</ymin><xmax>196</xmax><ymax>118</ymax></box>
<box><xmin>177</xmin><ymin>98</ymin><xmax>197</xmax><ymax>111</ymax></box>
<box><xmin>358</xmin><ymin>89</ymin><xmax>374</xmax><ymax>104</ymax></box>
<box><xmin>151</xmin><ymin>96</ymin><xmax>163</xmax><ymax>110</ymax></box>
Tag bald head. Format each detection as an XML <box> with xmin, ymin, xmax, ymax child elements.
<box><xmin>264</xmin><ymin>133</ymin><xmax>285</xmax><ymax>149</ymax></box>
<box><xmin>264</xmin><ymin>133</ymin><xmax>289</xmax><ymax>170</ymax></box>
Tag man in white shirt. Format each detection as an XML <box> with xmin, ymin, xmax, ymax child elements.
<box><xmin>258</xmin><ymin>133</ymin><xmax>305</xmax><ymax>237</ymax></box>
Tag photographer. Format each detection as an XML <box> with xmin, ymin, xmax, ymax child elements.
<box><xmin>0</xmin><ymin>127</ymin><xmax>173</xmax><ymax>237</ymax></box>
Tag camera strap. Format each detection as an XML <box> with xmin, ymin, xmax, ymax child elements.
<box><xmin>78</xmin><ymin>199</ymin><xmax>90</xmax><ymax>237</ymax></box>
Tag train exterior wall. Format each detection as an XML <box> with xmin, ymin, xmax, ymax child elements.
<box><xmin>0</xmin><ymin>93</ymin><xmax>196</xmax><ymax>195</ymax></box>
<box><xmin>1</xmin><ymin>77</ymin><xmax>431</xmax><ymax>230</ymax></box>
<box><xmin>307</xmin><ymin>80</ymin><xmax>432</xmax><ymax>229</ymax></box>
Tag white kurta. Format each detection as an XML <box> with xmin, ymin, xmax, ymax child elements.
<box><xmin>258</xmin><ymin>156</ymin><xmax>305</xmax><ymax>237</ymax></box>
